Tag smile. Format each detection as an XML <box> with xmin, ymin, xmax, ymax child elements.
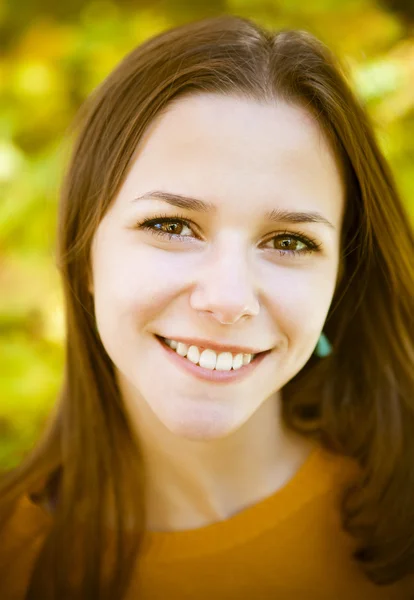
<box><xmin>155</xmin><ymin>335</ymin><xmax>272</xmax><ymax>384</ymax></box>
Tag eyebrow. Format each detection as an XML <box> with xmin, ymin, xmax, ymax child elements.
<box><xmin>132</xmin><ymin>190</ymin><xmax>335</xmax><ymax>230</ymax></box>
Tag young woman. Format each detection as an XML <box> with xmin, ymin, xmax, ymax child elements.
<box><xmin>0</xmin><ymin>14</ymin><xmax>413</xmax><ymax>600</ymax></box>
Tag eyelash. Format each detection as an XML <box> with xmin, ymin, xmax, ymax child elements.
<box><xmin>136</xmin><ymin>213</ymin><xmax>322</xmax><ymax>257</ymax></box>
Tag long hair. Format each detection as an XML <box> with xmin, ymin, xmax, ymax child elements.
<box><xmin>0</xmin><ymin>14</ymin><xmax>413</xmax><ymax>598</ymax></box>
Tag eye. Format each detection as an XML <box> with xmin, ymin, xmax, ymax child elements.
<box><xmin>136</xmin><ymin>215</ymin><xmax>322</xmax><ymax>257</ymax></box>
<box><xmin>264</xmin><ymin>232</ymin><xmax>319</xmax><ymax>256</ymax></box>
<box><xmin>137</xmin><ymin>215</ymin><xmax>196</xmax><ymax>241</ymax></box>
<box><xmin>152</xmin><ymin>219</ymin><xmax>193</xmax><ymax>237</ymax></box>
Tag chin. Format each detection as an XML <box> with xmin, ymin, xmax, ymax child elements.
<box><xmin>155</xmin><ymin>397</ymin><xmax>250</xmax><ymax>442</ymax></box>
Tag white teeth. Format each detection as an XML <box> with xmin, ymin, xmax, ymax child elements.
<box><xmin>163</xmin><ymin>337</ymin><xmax>255</xmax><ymax>371</ymax></box>
<box><xmin>176</xmin><ymin>342</ymin><xmax>188</xmax><ymax>356</ymax></box>
<box><xmin>186</xmin><ymin>345</ymin><xmax>200</xmax><ymax>364</ymax></box>
<box><xmin>199</xmin><ymin>349</ymin><xmax>217</xmax><ymax>370</ymax></box>
<box><xmin>232</xmin><ymin>353</ymin><xmax>244</xmax><ymax>370</ymax></box>
<box><xmin>215</xmin><ymin>352</ymin><xmax>233</xmax><ymax>371</ymax></box>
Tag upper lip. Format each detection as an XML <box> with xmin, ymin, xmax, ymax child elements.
<box><xmin>156</xmin><ymin>335</ymin><xmax>271</xmax><ymax>355</ymax></box>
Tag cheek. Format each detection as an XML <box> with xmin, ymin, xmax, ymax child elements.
<box><xmin>264</xmin><ymin>261</ymin><xmax>338</xmax><ymax>335</ymax></box>
<box><xmin>92</xmin><ymin>242</ymin><xmax>194</xmax><ymax>330</ymax></box>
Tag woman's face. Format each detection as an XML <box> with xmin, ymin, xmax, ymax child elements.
<box><xmin>90</xmin><ymin>93</ymin><xmax>344</xmax><ymax>441</ymax></box>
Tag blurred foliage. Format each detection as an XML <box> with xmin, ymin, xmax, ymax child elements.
<box><xmin>0</xmin><ymin>0</ymin><xmax>413</xmax><ymax>469</ymax></box>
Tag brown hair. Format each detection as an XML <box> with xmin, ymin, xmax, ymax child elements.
<box><xmin>1</xmin><ymin>14</ymin><xmax>413</xmax><ymax>598</ymax></box>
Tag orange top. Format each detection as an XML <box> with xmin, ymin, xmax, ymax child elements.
<box><xmin>1</xmin><ymin>445</ymin><xmax>413</xmax><ymax>599</ymax></box>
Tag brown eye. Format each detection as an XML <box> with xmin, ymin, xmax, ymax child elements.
<box><xmin>137</xmin><ymin>216</ymin><xmax>322</xmax><ymax>257</ymax></box>
<box><xmin>262</xmin><ymin>230</ymin><xmax>321</xmax><ymax>257</ymax></box>
<box><xmin>138</xmin><ymin>216</ymin><xmax>195</xmax><ymax>240</ymax></box>
<box><xmin>273</xmin><ymin>236</ymin><xmax>306</xmax><ymax>252</ymax></box>
<box><xmin>157</xmin><ymin>222</ymin><xmax>184</xmax><ymax>235</ymax></box>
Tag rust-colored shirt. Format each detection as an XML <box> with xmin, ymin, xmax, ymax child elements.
<box><xmin>1</xmin><ymin>446</ymin><xmax>413</xmax><ymax>599</ymax></box>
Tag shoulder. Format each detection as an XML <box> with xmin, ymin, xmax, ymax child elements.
<box><xmin>0</xmin><ymin>493</ymin><xmax>52</xmax><ymax>599</ymax></box>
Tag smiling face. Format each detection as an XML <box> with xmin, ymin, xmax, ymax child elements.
<box><xmin>90</xmin><ymin>93</ymin><xmax>345</xmax><ymax>441</ymax></box>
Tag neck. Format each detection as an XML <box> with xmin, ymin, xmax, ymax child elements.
<box><xmin>119</xmin><ymin>383</ymin><xmax>316</xmax><ymax>532</ymax></box>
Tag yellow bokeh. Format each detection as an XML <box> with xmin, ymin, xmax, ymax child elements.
<box><xmin>1</xmin><ymin>0</ymin><xmax>413</xmax><ymax>469</ymax></box>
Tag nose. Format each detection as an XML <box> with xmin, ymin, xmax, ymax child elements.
<box><xmin>189</xmin><ymin>243</ymin><xmax>260</xmax><ymax>325</ymax></box>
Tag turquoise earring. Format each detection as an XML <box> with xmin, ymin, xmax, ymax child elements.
<box><xmin>314</xmin><ymin>332</ymin><xmax>332</xmax><ymax>357</ymax></box>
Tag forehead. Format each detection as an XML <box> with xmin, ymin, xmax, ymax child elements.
<box><xmin>122</xmin><ymin>93</ymin><xmax>345</xmax><ymax>228</ymax></box>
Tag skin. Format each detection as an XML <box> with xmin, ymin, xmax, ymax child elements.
<box><xmin>90</xmin><ymin>93</ymin><xmax>345</xmax><ymax>531</ymax></box>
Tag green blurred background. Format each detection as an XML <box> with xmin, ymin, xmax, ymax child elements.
<box><xmin>1</xmin><ymin>0</ymin><xmax>413</xmax><ymax>470</ymax></box>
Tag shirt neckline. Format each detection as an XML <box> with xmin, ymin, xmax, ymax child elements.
<box><xmin>24</xmin><ymin>444</ymin><xmax>355</xmax><ymax>562</ymax></box>
<box><xmin>138</xmin><ymin>444</ymin><xmax>342</xmax><ymax>561</ymax></box>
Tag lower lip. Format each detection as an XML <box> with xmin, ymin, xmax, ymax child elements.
<box><xmin>155</xmin><ymin>336</ymin><xmax>272</xmax><ymax>384</ymax></box>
